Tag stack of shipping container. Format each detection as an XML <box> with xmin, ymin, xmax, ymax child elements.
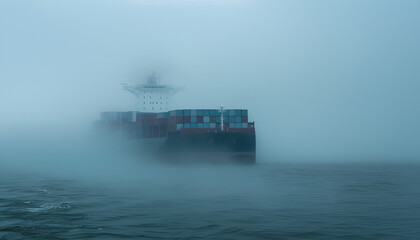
<box><xmin>97</xmin><ymin>109</ymin><xmax>254</xmax><ymax>139</ymax></box>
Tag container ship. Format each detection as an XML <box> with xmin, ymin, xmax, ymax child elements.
<box><xmin>93</xmin><ymin>74</ymin><xmax>256</xmax><ymax>164</ymax></box>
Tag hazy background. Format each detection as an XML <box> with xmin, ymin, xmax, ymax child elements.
<box><xmin>1</xmin><ymin>0</ymin><xmax>419</xmax><ymax>162</ymax></box>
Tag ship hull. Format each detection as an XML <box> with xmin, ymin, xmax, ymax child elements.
<box><xmin>127</xmin><ymin>131</ymin><xmax>256</xmax><ymax>164</ymax></box>
<box><xmin>159</xmin><ymin>131</ymin><xmax>256</xmax><ymax>164</ymax></box>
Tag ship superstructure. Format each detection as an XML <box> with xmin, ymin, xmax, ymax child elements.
<box><xmin>122</xmin><ymin>73</ymin><xmax>178</xmax><ymax>112</ymax></box>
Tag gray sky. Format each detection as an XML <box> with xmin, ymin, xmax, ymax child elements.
<box><xmin>1</xmin><ymin>0</ymin><xmax>419</xmax><ymax>161</ymax></box>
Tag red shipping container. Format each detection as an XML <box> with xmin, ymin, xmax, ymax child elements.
<box><xmin>176</xmin><ymin>116</ymin><xmax>184</xmax><ymax>123</ymax></box>
<box><xmin>183</xmin><ymin>116</ymin><xmax>191</xmax><ymax>123</ymax></box>
<box><xmin>168</xmin><ymin>117</ymin><xmax>176</xmax><ymax>124</ymax></box>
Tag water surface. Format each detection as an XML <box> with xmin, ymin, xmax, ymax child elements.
<box><xmin>1</xmin><ymin>162</ymin><xmax>419</xmax><ymax>239</ymax></box>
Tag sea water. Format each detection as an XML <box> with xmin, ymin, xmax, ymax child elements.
<box><xmin>1</xmin><ymin>162</ymin><xmax>419</xmax><ymax>239</ymax></box>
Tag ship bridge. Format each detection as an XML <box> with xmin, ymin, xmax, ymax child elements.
<box><xmin>122</xmin><ymin>73</ymin><xmax>178</xmax><ymax>112</ymax></box>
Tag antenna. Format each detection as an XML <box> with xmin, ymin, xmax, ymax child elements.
<box><xmin>147</xmin><ymin>72</ymin><xmax>159</xmax><ymax>86</ymax></box>
<box><xmin>220</xmin><ymin>105</ymin><xmax>224</xmax><ymax>132</ymax></box>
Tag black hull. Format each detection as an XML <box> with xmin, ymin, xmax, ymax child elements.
<box><xmin>130</xmin><ymin>131</ymin><xmax>256</xmax><ymax>164</ymax></box>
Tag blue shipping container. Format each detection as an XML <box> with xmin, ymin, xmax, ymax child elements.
<box><xmin>210</xmin><ymin>110</ymin><xmax>218</xmax><ymax>116</ymax></box>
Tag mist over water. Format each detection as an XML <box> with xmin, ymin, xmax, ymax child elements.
<box><xmin>1</xmin><ymin>0</ymin><xmax>420</xmax><ymax>239</ymax></box>
<box><xmin>1</xmin><ymin>133</ymin><xmax>420</xmax><ymax>239</ymax></box>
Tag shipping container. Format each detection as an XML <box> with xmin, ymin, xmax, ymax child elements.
<box><xmin>183</xmin><ymin>116</ymin><xmax>191</xmax><ymax>123</ymax></box>
<box><xmin>184</xmin><ymin>110</ymin><xmax>191</xmax><ymax>116</ymax></box>
<box><xmin>158</xmin><ymin>118</ymin><xmax>167</xmax><ymax>125</ymax></box>
<box><xmin>176</xmin><ymin>116</ymin><xmax>184</xmax><ymax>123</ymax></box>
<box><xmin>210</xmin><ymin>110</ymin><xmax>218</xmax><ymax>116</ymax></box>
<box><xmin>99</xmin><ymin>109</ymin><xmax>254</xmax><ymax>135</ymax></box>
<box><xmin>157</xmin><ymin>112</ymin><xmax>169</xmax><ymax>119</ymax></box>
<box><xmin>168</xmin><ymin>117</ymin><xmax>176</xmax><ymax>124</ymax></box>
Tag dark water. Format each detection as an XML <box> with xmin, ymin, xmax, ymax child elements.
<box><xmin>1</xmin><ymin>162</ymin><xmax>420</xmax><ymax>240</ymax></box>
